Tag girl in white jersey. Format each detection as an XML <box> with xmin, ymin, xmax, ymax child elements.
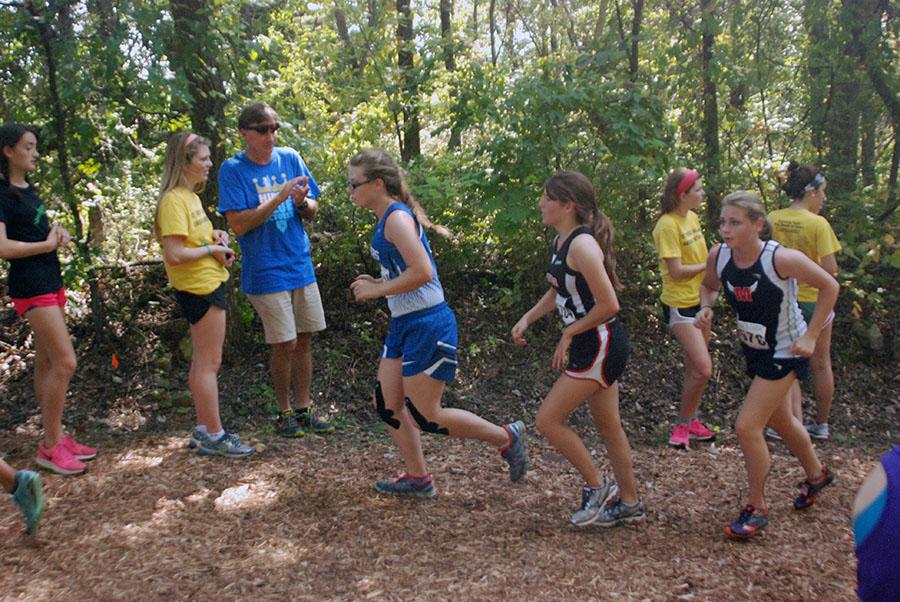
<box><xmin>349</xmin><ymin>149</ymin><xmax>528</xmax><ymax>497</ymax></box>
<box><xmin>696</xmin><ymin>191</ymin><xmax>837</xmax><ymax>540</ymax></box>
<box><xmin>512</xmin><ymin>170</ymin><xmax>643</xmax><ymax>528</ymax></box>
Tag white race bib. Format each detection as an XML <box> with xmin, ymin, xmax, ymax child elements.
<box><xmin>556</xmin><ymin>296</ymin><xmax>576</xmax><ymax>325</ymax></box>
<box><xmin>737</xmin><ymin>319</ymin><xmax>769</xmax><ymax>350</ymax></box>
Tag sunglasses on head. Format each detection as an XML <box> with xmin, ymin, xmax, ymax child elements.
<box><xmin>243</xmin><ymin>123</ymin><xmax>280</xmax><ymax>135</ymax></box>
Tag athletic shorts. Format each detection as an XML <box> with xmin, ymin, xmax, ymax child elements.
<box><xmin>382</xmin><ymin>302</ymin><xmax>458</xmax><ymax>382</ymax></box>
<box><xmin>247</xmin><ymin>282</ymin><xmax>326</xmax><ymax>344</ymax></box>
<box><xmin>564</xmin><ymin>318</ymin><xmax>629</xmax><ymax>388</ymax></box>
<box><xmin>662</xmin><ymin>304</ymin><xmax>699</xmax><ymax>328</ymax></box>
<box><xmin>743</xmin><ymin>349</ymin><xmax>810</xmax><ymax>381</ymax></box>
<box><xmin>12</xmin><ymin>288</ymin><xmax>66</xmax><ymax>317</ymax></box>
<box><xmin>176</xmin><ymin>283</ymin><xmax>226</xmax><ymax>325</ymax></box>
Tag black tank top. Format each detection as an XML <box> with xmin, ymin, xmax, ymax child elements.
<box><xmin>546</xmin><ymin>226</ymin><xmax>595</xmax><ymax>325</ymax></box>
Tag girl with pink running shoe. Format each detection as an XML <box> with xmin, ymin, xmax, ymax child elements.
<box><xmin>0</xmin><ymin>124</ymin><xmax>96</xmax><ymax>475</ymax></box>
<box><xmin>651</xmin><ymin>168</ymin><xmax>716</xmax><ymax>449</ymax></box>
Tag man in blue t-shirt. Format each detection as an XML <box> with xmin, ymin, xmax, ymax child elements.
<box><xmin>218</xmin><ymin>103</ymin><xmax>333</xmax><ymax>436</ymax></box>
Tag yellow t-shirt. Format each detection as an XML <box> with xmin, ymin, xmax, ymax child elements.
<box><xmin>157</xmin><ymin>187</ymin><xmax>228</xmax><ymax>296</ymax></box>
<box><xmin>652</xmin><ymin>210</ymin><xmax>708</xmax><ymax>307</ymax></box>
<box><xmin>769</xmin><ymin>208</ymin><xmax>841</xmax><ymax>302</ymax></box>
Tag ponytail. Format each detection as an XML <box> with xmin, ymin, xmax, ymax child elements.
<box><xmin>349</xmin><ymin>148</ymin><xmax>450</xmax><ymax>238</ymax></box>
<box><xmin>544</xmin><ymin>170</ymin><xmax>622</xmax><ymax>290</ymax></box>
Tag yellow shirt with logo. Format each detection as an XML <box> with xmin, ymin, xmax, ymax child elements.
<box><xmin>158</xmin><ymin>187</ymin><xmax>228</xmax><ymax>296</ymax></box>
<box><xmin>769</xmin><ymin>208</ymin><xmax>841</xmax><ymax>302</ymax></box>
<box><xmin>652</xmin><ymin>210</ymin><xmax>708</xmax><ymax>308</ymax></box>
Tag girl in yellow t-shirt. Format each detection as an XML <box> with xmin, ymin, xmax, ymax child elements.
<box><xmin>155</xmin><ymin>132</ymin><xmax>252</xmax><ymax>458</ymax></box>
<box><xmin>652</xmin><ymin>168</ymin><xmax>715</xmax><ymax>449</ymax></box>
<box><xmin>768</xmin><ymin>161</ymin><xmax>840</xmax><ymax>441</ymax></box>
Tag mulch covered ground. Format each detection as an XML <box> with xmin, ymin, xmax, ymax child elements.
<box><xmin>1</xmin><ymin>425</ymin><xmax>873</xmax><ymax>601</ymax></box>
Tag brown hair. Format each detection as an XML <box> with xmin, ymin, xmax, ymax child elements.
<box><xmin>238</xmin><ymin>103</ymin><xmax>278</xmax><ymax>129</ymax></box>
<box><xmin>349</xmin><ymin>148</ymin><xmax>450</xmax><ymax>238</ymax></box>
<box><xmin>154</xmin><ymin>132</ymin><xmax>211</xmax><ymax>242</ymax></box>
<box><xmin>722</xmin><ymin>190</ymin><xmax>772</xmax><ymax>241</ymax></box>
<box><xmin>780</xmin><ymin>160</ymin><xmax>823</xmax><ymax>199</ymax></box>
<box><xmin>659</xmin><ymin>167</ymin><xmax>696</xmax><ymax>215</ymax></box>
<box><xmin>543</xmin><ymin>170</ymin><xmax>622</xmax><ymax>290</ymax></box>
<box><xmin>0</xmin><ymin>124</ymin><xmax>38</xmax><ymax>200</ymax></box>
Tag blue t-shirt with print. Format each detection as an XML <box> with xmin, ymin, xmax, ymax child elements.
<box><xmin>217</xmin><ymin>147</ymin><xmax>321</xmax><ymax>295</ymax></box>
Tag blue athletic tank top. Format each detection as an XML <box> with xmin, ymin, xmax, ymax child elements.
<box><xmin>546</xmin><ymin>226</ymin><xmax>596</xmax><ymax>325</ymax></box>
<box><xmin>856</xmin><ymin>446</ymin><xmax>900</xmax><ymax>602</ymax></box>
<box><xmin>716</xmin><ymin>240</ymin><xmax>807</xmax><ymax>360</ymax></box>
<box><xmin>369</xmin><ymin>202</ymin><xmax>445</xmax><ymax>317</ymax></box>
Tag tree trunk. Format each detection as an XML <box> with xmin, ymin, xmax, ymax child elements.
<box><xmin>859</xmin><ymin>90</ymin><xmax>877</xmax><ymax>188</ymax></box>
<box><xmin>803</xmin><ymin>0</ymin><xmax>829</xmax><ymax>159</ymax></box>
<box><xmin>489</xmin><ymin>0</ymin><xmax>497</xmax><ymax>66</ymax></box>
<box><xmin>700</xmin><ymin>0</ymin><xmax>721</xmax><ymax>227</ymax></box>
<box><xmin>397</xmin><ymin>0</ymin><xmax>421</xmax><ymax>162</ymax></box>
<box><xmin>629</xmin><ymin>0</ymin><xmax>643</xmax><ymax>81</ymax></box>
<box><xmin>24</xmin><ymin>1</ymin><xmax>107</xmax><ymax>341</ymax></box>
<box><xmin>170</xmin><ymin>0</ymin><xmax>246</xmax><ymax>354</ymax></box>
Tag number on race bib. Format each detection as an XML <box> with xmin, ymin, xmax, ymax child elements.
<box><xmin>737</xmin><ymin>319</ymin><xmax>769</xmax><ymax>350</ymax></box>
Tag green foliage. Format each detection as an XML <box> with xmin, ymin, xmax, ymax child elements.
<box><xmin>0</xmin><ymin>0</ymin><xmax>894</xmax><ymax>350</ymax></box>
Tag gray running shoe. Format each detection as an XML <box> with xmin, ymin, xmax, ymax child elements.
<box><xmin>11</xmin><ymin>470</ymin><xmax>43</xmax><ymax>534</ymax></box>
<box><xmin>297</xmin><ymin>409</ymin><xmax>335</xmax><ymax>434</ymax></box>
<box><xmin>276</xmin><ymin>411</ymin><xmax>304</xmax><ymax>437</ymax></box>
<box><xmin>570</xmin><ymin>478</ymin><xmax>619</xmax><ymax>527</ymax></box>
<box><xmin>804</xmin><ymin>422</ymin><xmax>830</xmax><ymax>440</ymax></box>
<box><xmin>765</xmin><ymin>426</ymin><xmax>782</xmax><ymax>441</ymax></box>
<box><xmin>501</xmin><ymin>420</ymin><xmax>529</xmax><ymax>482</ymax></box>
<box><xmin>197</xmin><ymin>432</ymin><xmax>254</xmax><ymax>458</ymax></box>
<box><xmin>373</xmin><ymin>473</ymin><xmax>436</xmax><ymax>498</ymax></box>
<box><xmin>596</xmin><ymin>497</ymin><xmax>646</xmax><ymax>528</ymax></box>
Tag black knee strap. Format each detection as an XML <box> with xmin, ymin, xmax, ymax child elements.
<box><xmin>374</xmin><ymin>382</ymin><xmax>400</xmax><ymax>429</ymax></box>
<box><xmin>405</xmin><ymin>397</ymin><xmax>449</xmax><ymax>435</ymax></box>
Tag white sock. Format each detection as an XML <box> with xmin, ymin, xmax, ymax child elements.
<box><xmin>208</xmin><ymin>430</ymin><xmax>225</xmax><ymax>441</ymax></box>
<box><xmin>195</xmin><ymin>425</ymin><xmax>209</xmax><ymax>434</ymax></box>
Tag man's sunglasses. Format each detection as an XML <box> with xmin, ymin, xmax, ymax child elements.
<box><xmin>243</xmin><ymin>123</ymin><xmax>280</xmax><ymax>135</ymax></box>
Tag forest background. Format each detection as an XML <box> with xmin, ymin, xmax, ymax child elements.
<box><xmin>0</xmin><ymin>0</ymin><xmax>895</xmax><ymax>428</ymax></box>
<box><xmin>0</xmin><ymin>1</ymin><xmax>897</xmax><ymax>599</ymax></box>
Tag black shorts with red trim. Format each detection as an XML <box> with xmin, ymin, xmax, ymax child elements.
<box><xmin>564</xmin><ymin>317</ymin><xmax>629</xmax><ymax>388</ymax></box>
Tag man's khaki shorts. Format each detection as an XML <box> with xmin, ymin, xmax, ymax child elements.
<box><xmin>247</xmin><ymin>283</ymin><xmax>326</xmax><ymax>344</ymax></box>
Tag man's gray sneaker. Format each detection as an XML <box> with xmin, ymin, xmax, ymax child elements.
<box><xmin>804</xmin><ymin>422</ymin><xmax>830</xmax><ymax>440</ymax></box>
<box><xmin>765</xmin><ymin>426</ymin><xmax>782</xmax><ymax>441</ymax></box>
<box><xmin>197</xmin><ymin>432</ymin><xmax>254</xmax><ymax>458</ymax></box>
<box><xmin>276</xmin><ymin>411</ymin><xmax>304</xmax><ymax>437</ymax></box>
<box><xmin>570</xmin><ymin>478</ymin><xmax>619</xmax><ymax>527</ymax></box>
<box><xmin>501</xmin><ymin>420</ymin><xmax>529</xmax><ymax>482</ymax></box>
<box><xmin>297</xmin><ymin>409</ymin><xmax>335</xmax><ymax>434</ymax></box>
<box><xmin>596</xmin><ymin>497</ymin><xmax>646</xmax><ymax>528</ymax></box>
<box><xmin>373</xmin><ymin>473</ymin><xmax>436</xmax><ymax>498</ymax></box>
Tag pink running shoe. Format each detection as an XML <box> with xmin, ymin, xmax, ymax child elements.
<box><xmin>62</xmin><ymin>434</ymin><xmax>97</xmax><ymax>461</ymax></box>
<box><xmin>668</xmin><ymin>423</ymin><xmax>690</xmax><ymax>449</ymax></box>
<box><xmin>688</xmin><ymin>418</ymin><xmax>716</xmax><ymax>441</ymax></box>
<box><xmin>36</xmin><ymin>441</ymin><xmax>86</xmax><ymax>475</ymax></box>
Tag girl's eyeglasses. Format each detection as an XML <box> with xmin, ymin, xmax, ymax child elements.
<box><xmin>348</xmin><ymin>179</ymin><xmax>373</xmax><ymax>190</ymax></box>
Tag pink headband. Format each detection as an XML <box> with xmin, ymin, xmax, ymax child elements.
<box><xmin>675</xmin><ymin>169</ymin><xmax>700</xmax><ymax>197</ymax></box>
<box><xmin>183</xmin><ymin>133</ymin><xmax>198</xmax><ymax>148</ymax></box>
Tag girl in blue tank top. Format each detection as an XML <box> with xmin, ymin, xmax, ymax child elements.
<box><xmin>348</xmin><ymin>149</ymin><xmax>529</xmax><ymax>498</ymax></box>
<box><xmin>511</xmin><ymin>170</ymin><xmax>643</xmax><ymax>528</ymax></box>
<box><xmin>695</xmin><ymin>191</ymin><xmax>839</xmax><ymax>540</ymax></box>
